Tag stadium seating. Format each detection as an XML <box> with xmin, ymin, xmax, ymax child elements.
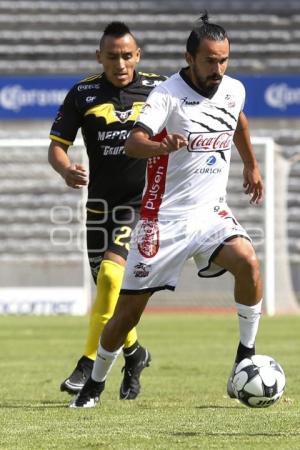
<box><xmin>0</xmin><ymin>0</ymin><xmax>299</xmax><ymax>305</ymax></box>
<box><xmin>0</xmin><ymin>142</ymin><xmax>84</xmax><ymax>286</ymax></box>
<box><xmin>0</xmin><ymin>0</ymin><xmax>300</xmax><ymax>75</ymax></box>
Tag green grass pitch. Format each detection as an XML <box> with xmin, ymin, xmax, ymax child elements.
<box><xmin>0</xmin><ymin>314</ymin><xmax>299</xmax><ymax>449</ymax></box>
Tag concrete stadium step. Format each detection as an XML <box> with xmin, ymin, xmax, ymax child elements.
<box><xmin>0</xmin><ymin>163</ymin><xmax>57</xmax><ymax>179</ymax></box>
<box><xmin>0</xmin><ymin>208</ymin><xmax>81</xmax><ymax>224</ymax></box>
<box><xmin>0</xmin><ymin>179</ymin><xmax>78</xmax><ymax>194</ymax></box>
<box><xmin>0</xmin><ymin>223</ymin><xmax>80</xmax><ymax>238</ymax></box>
<box><xmin>0</xmin><ymin>193</ymin><xmax>81</xmax><ymax>208</ymax></box>
<box><xmin>0</xmin><ymin>1</ymin><xmax>298</xmax><ymax>76</ymax></box>
<box><xmin>0</xmin><ymin>238</ymin><xmax>82</xmax><ymax>254</ymax></box>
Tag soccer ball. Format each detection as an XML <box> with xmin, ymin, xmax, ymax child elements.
<box><xmin>232</xmin><ymin>354</ymin><xmax>285</xmax><ymax>408</ymax></box>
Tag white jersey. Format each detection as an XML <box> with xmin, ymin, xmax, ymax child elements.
<box><xmin>136</xmin><ymin>70</ymin><xmax>245</xmax><ymax>220</ymax></box>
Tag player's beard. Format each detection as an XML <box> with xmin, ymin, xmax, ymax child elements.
<box><xmin>196</xmin><ymin>73</ymin><xmax>223</xmax><ymax>97</ymax></box>
<box><xmin>196</xmin><ymin>74</ymin><xmax>223</xmax><ymax>94</ymax></box>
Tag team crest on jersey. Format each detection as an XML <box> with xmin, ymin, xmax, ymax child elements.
<box><xmin>225</xmin><ymin>94</ymin><xmax>236</xmax><ymax>108</ymax></box>
<box><xmin>84</xmin><ymin>102</ymin><xmax>144</xmax><ymax>124</ymax></box>
<box><xmin>137</xmin><ymin>220</ymin><xmax>160</xmax><ymax>258</ymax></box>
<box><xmin>114</xmin><ymin>109</ymin><xmax>132</xmax><ymax>123</ymax></box>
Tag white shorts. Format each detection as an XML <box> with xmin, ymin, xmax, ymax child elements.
<box><xmin>121</xmin><ymin>203</ymin><xmax>250</xmax><ymax>293</ymax></box>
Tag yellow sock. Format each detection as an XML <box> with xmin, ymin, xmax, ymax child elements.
<box><xmin>83</xmin><ymin>259</ymin><xmax>138</xmax><ymax>360</ymax></box>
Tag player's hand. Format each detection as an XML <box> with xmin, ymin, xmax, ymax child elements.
<box><xmin>243</xmin><ymin>165</ymin><xmax>264</xmax><ymax>204</ymax></box>
<box><xmin>159</xmin><ymin>133</ymin><xmax>188</xmax><ymax>155</ymax></box>
<box><xmin>63</xmin><ymin>164</ymin><xmax>88</xmax><ymax>189</ymax></box>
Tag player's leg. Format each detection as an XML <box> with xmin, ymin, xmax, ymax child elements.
<box><xmin>212</xmin><ymin>237</ymin><xmax>263</xmax><ymax>396</ymax></box>
<box><xmin>83</xmin><ymin>251</ymin><xmax>127</xmax><ymax>361</ymax></box>
<box><xmin>70</xmin><ymin>292</ymin><xmax>151</xmax><ymax>408</ymax></box>
<box><xmin>61</xmin><ymin>208</ymin><xmax>148</xmax><ymax>398</ymax></box>
<box><xmin>84</xmin><ymin>208</ymin><xmax>141</xmax><ymax>360</ymax></box>
<box><xmin>59</xmin><ymin>211</ymin><xmax>107</xmax><ymax>395</ymax></box>
<box><xmin>193</xmin><ymin>203</ymin><xmax>263</xmax><ymax>397</ymax></box>
<box><xmin>87</xmin><ymin>249</ymin><xmax>151</xmax><ymax>400</ymax></box>
<box><xmin>213</xmin><ymin>237</ymin><xmax>262</xmax><ymax>354</ymax></box>
<box><xmin>70</xmin><ymin>218</ymin><xmax>190</xmax><ymax>407</ymax></box>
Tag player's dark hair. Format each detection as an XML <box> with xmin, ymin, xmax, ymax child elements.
<box><xmin>186</xmin><ymin>12</ymin><xmax>228</xmax><ymax>57</ymax></box>
<box><xmin>100</xmin><ymin>21</ymin><xmax>137</xmax><ymax>49</ymax></box>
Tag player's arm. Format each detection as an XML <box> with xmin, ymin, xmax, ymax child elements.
<box><xmin>48</xmin><ymin>140</ymin><xmax>88</xmax><ymax>189</ymax></box>
<box><xmin>125</xmin><ymin>127</ymin><xmax>187</xmax><ymax>159</ymax></box>
<box><xmin>233</xmin><ymin>111</ymin><xmax>264</xmax><ymax>204</ymax></box>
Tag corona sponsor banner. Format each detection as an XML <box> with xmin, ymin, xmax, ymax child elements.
<box><xmin>0</xmin><ymin>76</ymin><xmax>79</xmax><ymax>119</ymax></box>
<box><xmin>0</xmin><ymin>75</ymin><xmax>300</xmax><ymax>119</ymax></box>
<box><xmin>238</xmin><ymin>75</ymin><xmax>300</xmax><ymax>117</ymax></box>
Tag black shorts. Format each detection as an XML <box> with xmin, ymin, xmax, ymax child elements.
<box><xmin>86</xmin><ymin>206</ymin><xmax>140</xmax><ymax>283</ymax></box>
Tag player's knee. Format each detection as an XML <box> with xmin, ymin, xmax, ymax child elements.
<box><xmin>235</xmin><ymin>253</ymin><xmax>261</xmax><ymax>283</ymax></box>
<box><xmin>112</xmin><ymin>298</ymin><xmax>142</xmax><ymax>332</ymax></box>
<box><xmin>97</xmin><ymin>264</ymin><xmax>120</xmax><ymax>291</ymax></box>
<box><xmin>118</xmin><ymin>307</ymin><xmax>141</xmax><ymax>330</ymax></box>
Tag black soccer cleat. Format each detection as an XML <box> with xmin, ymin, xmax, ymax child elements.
<box><xmin>119</xmin><ymin>347</ymin><xmax>151</xmax><ymax>400</ymax></box>
<box><xmin>60</xmin><ymin>356</ymin><xmax>93</xmax><ymax>395</ymax></box>
<box><xmin>69</xmin><ymin>377</ymin><xmax>105</xmax><ymax>408</ymax></box>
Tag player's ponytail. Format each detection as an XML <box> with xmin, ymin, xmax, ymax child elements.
<box><xmin>186</xmin><ymin>11</ymin><xmax>228</xmax><ymax>57</ymax></box>
<box><xmin>200</xmin><ymin>10</ymin><xmax>209</xmax><ymax>25</ymax></box>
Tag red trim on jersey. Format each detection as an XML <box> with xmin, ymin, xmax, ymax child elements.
<box><xmin>140</xmin><ymin>129</ymin><xmax>168</xmax><ymax>219</ymax></box>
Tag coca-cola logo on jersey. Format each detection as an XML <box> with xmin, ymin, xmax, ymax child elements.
<box><xmin>137</xmin><ymin>220</ymin><xmax>160</xmax><ymax>258</ymax></box>
<box><xmin>188</xmin><ymin>130</ymin><xmax>234</xmax><ymax>152</ymax></box>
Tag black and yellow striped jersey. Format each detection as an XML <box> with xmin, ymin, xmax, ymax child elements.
<box><xmin>49</xmin><ymin>71</ymin><xmax>166</xmax><ymax>211</ymax></box>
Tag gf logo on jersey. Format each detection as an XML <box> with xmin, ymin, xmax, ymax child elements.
<box><xmin>86</xmin><ymin>96</ymin><xmax>96</xmax><ymax>103</ymax></box>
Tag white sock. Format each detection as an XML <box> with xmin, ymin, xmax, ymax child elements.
<box><xmin>92</xmin><ymin>344</ymin><xmax>122</xmax><ymax>382</ymax></box>
<box><xmin>236</xmin><ymin>300</ymin><xmax>262</xmax><ymax>348</ymax></box>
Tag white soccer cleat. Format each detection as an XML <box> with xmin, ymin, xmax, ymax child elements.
<box><xmin>69</xmin><ymin>377</ymin><xmax>105</xmax><ymax>408</ymax></box>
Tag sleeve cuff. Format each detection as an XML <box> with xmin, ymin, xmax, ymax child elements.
<box><xmin>49</xmin><ymin>135</ymin><xmax>73</xmax><ymax>146</ymax></box>
<box><xmin>133</xmin><ymin>122</ymin><xmax>154</xmax><ymax>138</ymax></box>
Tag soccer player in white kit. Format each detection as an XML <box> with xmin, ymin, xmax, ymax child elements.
<box><xmin>71</xmin><ymin>12</ymin><xmax>264</xmax><ymax>408</ymax></box>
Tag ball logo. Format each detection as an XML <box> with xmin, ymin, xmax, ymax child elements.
<box><xmin>137</xmin><ymin>220</ymin><xmax>160</xmax><ymax>258</ymax></box>
<box><xmin>206</xmin><ymin>155</ymin><xmax>216</xmax><ymax>166</ymax></box>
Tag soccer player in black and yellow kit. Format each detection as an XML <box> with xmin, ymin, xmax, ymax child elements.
<box><xmin>48</xmin><ymin>22</ymin><xmax>166</xmax><ymax>400</ymax></box>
